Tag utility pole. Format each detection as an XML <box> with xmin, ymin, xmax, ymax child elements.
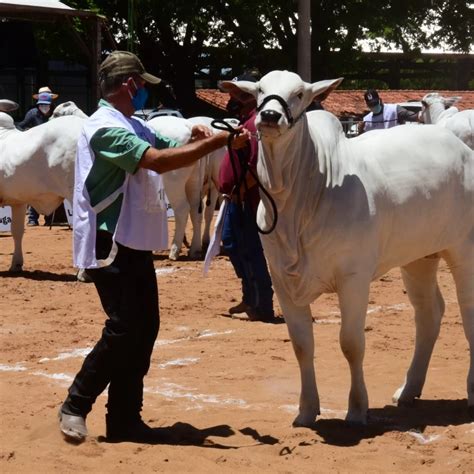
<box><xmin>128</xmin><ymin>0</ymin><xmax>135</xmax><ymax>53</ymax></box>
<box><xmin>297</xmin><ymin>0</ymin><xmax>311</xmax><ymax>81</ymax></box>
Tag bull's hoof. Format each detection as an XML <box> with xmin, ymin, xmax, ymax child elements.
<box><xmin>468</xmin><ymin>405</ymin><xmax>474</xmax><ymax>419</ymax></box>
<box><xmin>292</xmin><ymin>411</ymin><xmax>318</xmax><ymax>428</ymax></box>
<box><xmin>392</xmin><ymin>386</ymin><xmax>420</xmax><ymax>406</ymax></box>
<box><xmin>188</xmin><ymin>250</ymin><xmax>202</xmax><ymax>260</ymax></box>
<box><xmin>345</xmin><ymin>411</ymin><xmax>368</xmax><ymax>425</ymax></box>
<box><xmin>9</xmin><ymin>263</ymin><xmax>23</xmax><ymax>272</ymax></box>
<box><xmin>169</xmin><ymin>246</ymin><xmax>179</xmax><ymax>261</ymax></box>
<box><xmin>76</xmin><ymin>269</ymin><xmax>92</xmax><ymax>283</ymax></box>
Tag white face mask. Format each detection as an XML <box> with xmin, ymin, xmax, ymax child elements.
<box><xmin>39</xmin><ymin>104</ymin><xmax>51</xmax><ymax>115</ymax></box>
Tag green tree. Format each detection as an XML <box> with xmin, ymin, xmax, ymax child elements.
<box><xmin>65</xmin><ymin>0</ymin><xmax>472</xmax><ymax>110</ymax></box>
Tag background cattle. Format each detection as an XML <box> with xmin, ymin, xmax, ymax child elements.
<box><xmin>222</xmin><ymin>71</ymin><xmax>474</xmax><ymax>426</ymax></box>
<box><xmin>50</xmin><ymin>101</ymin><xmax>88</xmax><ymax>120</ymax></box>
<box><xmin>0</xmin><ymin>108</ymin><xmax>84</xmax><ymax>272</ymax></box>
<box><xmin>147</xmin><ymin>115</ymin><xmax>227</xmax><ymax>260</ymax></box>
<box><xmin>420</xmin><ymin>93</ymin><xmax>474</xmax><ymax>149</ymax></box>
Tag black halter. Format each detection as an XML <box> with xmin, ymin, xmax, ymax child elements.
<box><xmin>257</xmin><ymin>94</ymin><xmax>305</xmax><ymax>128</ymax></box>
<box><xmin>211</xmin><ymin>119</ymin><xmax>278</xmax><ymax>234</ymax></box>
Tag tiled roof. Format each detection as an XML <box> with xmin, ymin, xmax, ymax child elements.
<box><xmin>196</xmin><ymin>88</ymin><xmax>474</xmax><ymax>119</ymax></box>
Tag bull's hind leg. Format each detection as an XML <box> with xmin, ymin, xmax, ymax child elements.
<box><xmin>168</xmin><ymin>200</ymin><xmax>190</xmax><ymax>261</ymax></box>
<box><xmin>9</xmin><ymin>203</ymin><xmax>27</xmax><ymax>272</ymax></box>
<box><xmin>279</xmin><ymin>295</ymin><xmax>319</xmax><ymax>427</ymax></box>
<box><xmin>443</xmin><ymin>246</ymin><xmax>474</xmax><ymax>413</ymax></box>
<box><xmin>393</xmin><ymin>257</ymin><xmax>444</xmax><ymax>405</ymax></box>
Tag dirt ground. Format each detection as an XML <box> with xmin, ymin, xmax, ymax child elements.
<box><xmin>0</xmin><ymin>220</ymin><xmax>473</xmax><ymax>473</ymax></box>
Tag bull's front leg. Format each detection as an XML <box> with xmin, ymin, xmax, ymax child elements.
<box><xmin>168</xmin><ymin>200</ymin><xmax>190</xmax><ymax>261</ymax></box>
<box><xmin>9</xmin><ymin>203</ymin><xmax>27</xmax><ymax>271</ymax></box>
<box><xmin>279</xmin><ymin>294</ymin><xmax>319</xmax><ymax>427</ymax></box>
<box><xmin>337</xmin><ymin>275</ymin><xmax>371</xmax><ymax>424</ymax></box>
<box><xmin>186</xmin><ymin>180</ymin><xmax>204</xmax><ymax>260</ymax></box>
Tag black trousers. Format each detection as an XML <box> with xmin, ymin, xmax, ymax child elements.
<box><xmin>62</xmin><ymin>234</ymin><xmax>159</xmax><ymax>422</ymax></box>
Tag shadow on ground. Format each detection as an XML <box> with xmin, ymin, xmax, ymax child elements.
<box><xmin>97</xmin><ymin>422</ymin><xmax>279</xmax><ymax>448</ymax></box>
<box><xmin>0</xmin><ymin>270</ymin><xmax>77</xmax><ymax>282</ymax></box>
<box><xmin>312</xmin><ymin>399</ymin><xmax>472</xmax><ymax>447</ymax></box>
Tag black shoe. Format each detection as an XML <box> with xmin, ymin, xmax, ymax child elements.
<box><xmin>228</xmin><ymin>301</ymin><xmax>252</xmax><ymax>314</ymax></box>
<box><xmin>246</xmin><ymin>308</ymin><xmax>279</xmax><ymax>323</ymax></box>
<box><xmin>106</xmin><ymin>417</ymin><xmax>160</xmax><ymax>443</ymax></box>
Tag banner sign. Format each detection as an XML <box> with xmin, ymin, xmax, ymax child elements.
<box><xmin>0</xmin><ymin>206</ymin><xmax>12</xmax><ymax>232</ymax></box>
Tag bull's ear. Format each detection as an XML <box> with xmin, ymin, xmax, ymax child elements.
<box><xmin>309</xmin><ymin>78</ymin><xmax>344</xmax><ymax>102</ymax></box>
<box><xmin>443</xmin><ymin>96</ymin><xmax>462</xmax><ymax>108</ymax></box>
<box><xmin>219</xmin><ymin>80</ymin><xmax>258</xmax><ymax>98</ymax></box>
<box><xmin>0</xmin><ymin>99</ymin><xmax>19</xmax><ymax>112</ymax></box>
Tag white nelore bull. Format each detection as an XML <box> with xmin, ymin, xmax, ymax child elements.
<box><xmin>147</xmin><ymin>115</ymin><xmax>225</xmax><ymax>260</ymax></box>
<box><xmin>51</xmin><ymin>101</ymin><xmax>88</xmax><ymax>120</ymax></box>
<box><xmin>0</xmin><ymin>107</ymin><xmax>84</xmax><ymax>271</ymax></box>
<box><xmin>420</xmin><ymin>93</ymin><xmax>474</xmax><ymax>149</ymax></box>
<box><xmin>222</xmin><ymin>71</ymin><xmax>474</xmax><ymax>426</ymax></box>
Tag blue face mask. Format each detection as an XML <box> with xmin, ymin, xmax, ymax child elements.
<box><xmin>370</xmin><ymin>103</ymin><xmax>382</xmax><ymax>115</ymax></box>
<box><xmin>132</xmin><ymin>85</ymin><xmax>149</xmax><ymax>111</ymax></box>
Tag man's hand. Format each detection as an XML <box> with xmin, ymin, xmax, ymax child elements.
<box><xmin>230</xmin><ymin>127</ymin><xmax>251</xmax><ymax>149</ymax></box>
<box><xmin>190</xmin><ymin>124</ymin><xmax>213</xmax><ymax>142</ymax></box>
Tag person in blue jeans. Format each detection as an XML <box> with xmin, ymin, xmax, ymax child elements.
<box><xmin>218</xmin><ymin>71</ymin><xmax>275</xmax><ymax>322</ymax></box>
<box><xmin>17</xmin><ymin>86</ymin><xmax>58</xmax><ymax>226</ymax></box>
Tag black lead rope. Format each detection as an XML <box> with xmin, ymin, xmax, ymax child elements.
<box><xmin>211</xmin><ymin>119</ymin><xmax>278</xmax><ymax>234</ymax></box>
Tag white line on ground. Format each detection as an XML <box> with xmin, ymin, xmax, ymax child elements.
<box><xmin>155</xmin><ymin>268</ymin><xmax>177</xmax><ymax>275</ymax></box>
<box><xmin>157</xmin><ymin>357</ymin><xmax>199</xmax><ymax>369</ymax></box>
<box><xmin>407</xmin><ymin>430</ymin><xmax>442</xmax><ymax>444</ymax></box>
<box><xmin>145</xmin><ymin>381</ymin><xmax>248</xmax><ymax>407</ymax></box>
<box><xmin>0</xmin><ymin>363</ymin><xmax>27</xmax><ymax>372</ymax></box>
<box><xmin>39</xmin><ymin>348</ymin><xmax>91</xmax><ymax>363</ymax></box>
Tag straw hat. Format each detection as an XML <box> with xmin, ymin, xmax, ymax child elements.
<box><xmin>32</xmin><ymin>86</ymin><xmax>59</xmax><ymax>100</ymax></box>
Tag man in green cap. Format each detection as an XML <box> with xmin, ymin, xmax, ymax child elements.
<box><xmin>58</xmin><ymin>50</ymin><xmax>250</xmax><ymax>443</ymax></box>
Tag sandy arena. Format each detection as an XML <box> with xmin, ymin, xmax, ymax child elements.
<box><xmin>1</xmin><ymin>219</ymin><xmax>473</xmax><ymax>473</ymax></box>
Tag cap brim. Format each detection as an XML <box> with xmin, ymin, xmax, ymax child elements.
<box><xmin>33</xmin><ymin>93</ymin><xmax>58</xmax><ymax>99</ymax></box>
<box><xmin>141</xmin><ymin>72</ymin><xmax>161</xmax><ymax>85</ymax></box>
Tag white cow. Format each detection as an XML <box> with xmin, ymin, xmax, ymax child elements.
<box><xmin>420</xmin><ymin>93</ymin><xmax>474</xmax><ymax>148</ymax></box>
<box><xmin>147</xmin><ymin>115</ymin><xmax>226</xmax><ymax>260</ymax></box>
<box><xmin>51</xmin><ymin>101</ymin><xmax>88</xmax><ymax>120</ymax></box>
<box><xmin>222</xmin><ymin>71</ymin><xmax>474</xmax><ymax>426</ymax></box>
<box><xmin>0</xmin><ymin>112</ymin><xmax>84</xmax><ymax>271</ymax></box>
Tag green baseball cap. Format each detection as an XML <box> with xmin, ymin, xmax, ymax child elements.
<box><xmin>99</xmin><ymin>50</ymin><xmax>161</xmax><ymax>84</ymax></box>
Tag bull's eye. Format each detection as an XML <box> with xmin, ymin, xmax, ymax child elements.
<box><xmin>297</xmin><ymin>92</ymin><xmax>303</xmax><ymax>100</ymax></box>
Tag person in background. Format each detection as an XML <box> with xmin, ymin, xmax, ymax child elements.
<box><xmin>58</xmin><ymin>50</ymin><xmax>250</xmax><ymax>444</ymax></box>
<box><xmin>17</xmin><ymin>86</ymin><xmax>58</xmax><ymax>226</ymax></box>
<box><xmin>218</xmin><ymin>70</ymin><xmax>276</xmax><ymax>323</ymax></box>
<box><xmin>358</xmin><ymin>88</ymin><xmax>419</xmax><ymax>134</ymax></box>
<box><xmin>17</xmin><ymin>86</ymin><xmax>57</xmax><ymax>130</ymax></box>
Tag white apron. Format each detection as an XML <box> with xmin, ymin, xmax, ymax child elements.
<box><xmin>73</xmin><ymin>105</ymin><xmax>168</xmax><ymax>269</ymax></box>
<box><xmin>364</xmin><ymin>103</ymin><xmax>398</xmax><ymax>131</ymax></box>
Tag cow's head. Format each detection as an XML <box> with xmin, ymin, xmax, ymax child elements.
<box><xmin>220</xmin><ymin>71</ymin><xmax>343</xmax><ymax>138</ymax></box>
<box><xmin>51</xmin><ymin>101</ymin><xmax>88</xmax><ymax>120</ymax></box>
<box><xmin>420</xmin><ymin>92</ymin><xmax>461</xmax><ymax>124</ymax></box>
